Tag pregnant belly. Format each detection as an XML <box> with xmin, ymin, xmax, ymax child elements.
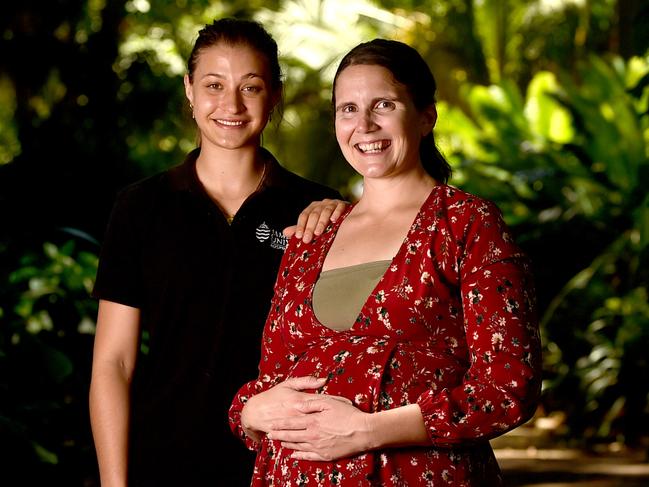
<box><xmin>286</xmin><ymin>335</ymin><xmax>466</xmax><ymax>412</ymax></box>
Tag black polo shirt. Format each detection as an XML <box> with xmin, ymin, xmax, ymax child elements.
<box><xmin>92</xmin><ymin>148</ymin><xmax>340</xmax><ymax>486</ymax></box>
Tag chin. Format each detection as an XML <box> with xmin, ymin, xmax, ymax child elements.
<box><xmin>359</xmin><ymin>163</ymin><xmax>392</xmax><ymax>178</ymax></box>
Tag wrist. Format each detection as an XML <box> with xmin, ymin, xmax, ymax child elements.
<box><xmin>364</xmin><ymin>405</ymin><xmax>429</xmax><ymax>450</ymax></box>
<box><xmin>102</xmin><ymin>481</ymin><xmax>127</xmax><ymax>487</ymax></box>
<box><xmin>363</xmin><ymin>412</ymin><xmax>381</xmax><ymax>451</ymax></box>
<box><xmin>98</xmin><ymin>472</ymin><xmax>127</xmax><ymax>487</ymax></box>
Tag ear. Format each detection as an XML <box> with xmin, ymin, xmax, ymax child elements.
<box><xmin>420</xmin><ymin>104</ymin><xmax>437</xmax><ymax>137</ymax></box>
<box><xmin>183</xmin><ymin>74</ymin><xmax>194</xmax><ymax>106</ymax></box>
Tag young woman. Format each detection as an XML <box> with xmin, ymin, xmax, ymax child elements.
<box><xmin>230</xmin><ymin>39</ymin><xmax>542</xmax><ymax>486</ymax></box>
<box><xmin>89</xmin><ymin>18</ymin><xmax>343</xmax><ymax>487</ymax></box>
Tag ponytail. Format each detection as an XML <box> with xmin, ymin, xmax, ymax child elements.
<box><xmin>420</xmin><ymin>133</ymin><xmax>451</xmax><ymax>183</ymax></box>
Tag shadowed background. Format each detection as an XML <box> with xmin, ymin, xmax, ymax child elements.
<box><xmin>1</xmin><ymin>1</ymin><xmax>648</xmax><ymax>485</ymax></box>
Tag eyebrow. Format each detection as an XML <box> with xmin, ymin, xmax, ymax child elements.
<box><xmin>202</xmin><ymin>72</ymin><xmax>263</xmax><ymax>81</ymax></box>
<box><xmin>335</xmin><ymin>96</ymin><xmax>399</xmax><ymax>112</ymax></box>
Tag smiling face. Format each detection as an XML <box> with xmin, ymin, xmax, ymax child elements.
<box><xmin>333</xmin><ymin>64</ymin><xmax>436</xmax><ymax>181</ymax></box>
<box><xmin>184</xmin><ymin>42</ymin><xmax>278</xmax><ymax>153</ymax></box>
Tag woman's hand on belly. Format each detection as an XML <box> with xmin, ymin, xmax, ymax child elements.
<box><xmin>241</xmin><ymin>376</ymin><xmax>329</xmax><ymax>443</ymax></box>
<box><xmin>267</xmin><ymin>396</ymin><xmax>372</xmax><ymax>461</ymax></box>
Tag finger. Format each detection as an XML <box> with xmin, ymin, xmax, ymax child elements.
<box><xmin>281</xmin><ymin>441</ymin><xmax>307</xmax><ymax>450</ymax></box>
<box><xmin>283</xmin><ymin>375</ymin><xmax>327</xmax><ymax>391</ymax></box>
<box><xmin>290</xmin><ymin>451</ymin><xmax>328</xmax><ymax>461</ymax></box>
<box><xmin>330</xmin><ymin>201</ymin><xmax>349</xmax><ymax>222</ymax></box>
<box><xmin>282</xmin><ymin>225</ymin><xmax>297</xmax><ymax>238</ymax></box>
<box><xmin>312</xmin><ymin>206</ymin><xmax>334</xmax><ymax>236</ymax></box>
<box><xmin>296</xmin><ymin>394</ymin><xmax>352</xmax><ymax>411</ymax></box>
<box><xmin>294</xmin><ymin>203</ymin><xmax>317</xmax><ymax>239</ymax></box>
<box><xmin>295</xmin><ymin>399</ymin><xmax>328</xmax><ymax>414</ymax></box>
<box><xmin>269</xmin><ymin>429</ymin><xmax>312</xmax><ymax>443</ymax></box>
<box><xmin>301</xmin><ymin>210</ymin><xmax>323</xmax><ymax>243</ymax></box>
<box><xmin>312</xmin><ymin>200</ymin><xmax>350</xmax><ymax>236</ymax></box>
<box><xmin>268</xmin><ymin>417</ymin><xmax>310</xmax><ymax>432</ymax></box>
<box><xmin>281</xmin><ymin>441</ymin><xmax>315</xmax><ymax>451</ymax></box>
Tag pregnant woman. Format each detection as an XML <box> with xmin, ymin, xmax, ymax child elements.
<box><xmin>230</xmin><ymin>38</ymin><xmax>542</xmax><ymax>486</ymax></box>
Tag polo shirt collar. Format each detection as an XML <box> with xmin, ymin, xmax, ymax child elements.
<box><xmin>167</xmin><ymin>147</ymin><xmax>289</xmax><ymax>194</ymax></box>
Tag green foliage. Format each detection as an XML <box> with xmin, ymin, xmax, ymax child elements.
<box><xmin>258</xmin><ymin>0</ymin><xmax>425</xmax><ymax>193</ymax></box>
<box><xmin>436</xmin><ymin>52</ymin><xmax>649</xmax><ymax>445</ymax></box>
<box><xmin>0</xmin><ymin>240</ymin><xmax>99</xmax><ymax>485</ymax></box>
<box><xmin>0</xmin><ymin>75</ymin><xmax>20</xmax><ymax>165</ymax></box>
<box><xmin>10</xmin><ymin>241</ymin><xmax>98</xmax><ymax>334</ymax></box>
<box><xmin>2</xmin><ymin>1</ymin><xmax>649</xmax><ymax>483</ymax></box>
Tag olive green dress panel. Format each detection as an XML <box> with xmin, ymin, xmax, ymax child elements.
<box><xmin>312</xmin><ymin>260</ymin><xmax>391</xmax><ymax>331</ymax></box>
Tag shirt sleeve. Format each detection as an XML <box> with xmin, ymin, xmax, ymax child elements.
<box><xmin>417</xmin><ymin>199</ymin><xmax>542</xmax><ymax>445</ymax></box>
<box><xmin>92</xmin><ymin>186</ymin><xmax>144</xmax><ymax>308</ymax></box>
<box><xmin>228</xmin><ymin>237</ymin><xmax>302</xmax><ymax>451</ymax></box>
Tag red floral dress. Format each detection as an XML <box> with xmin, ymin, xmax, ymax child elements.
<box><xmin>230</xmin><ymin>185</ymin><xmax>542</xmax><ymax>486</ymax></box>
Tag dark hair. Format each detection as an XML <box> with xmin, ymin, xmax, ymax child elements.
<box><xmin>187</xmin><ymin>18</ymin><xmax>282</xmax><ymax>96</ymax></box>
<box><xmin>333</xmin><ymin>39</ymin><xmax>451</xmax><ymax>183</ymax></box>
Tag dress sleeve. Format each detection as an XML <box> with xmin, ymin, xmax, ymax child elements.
<box><xmin>228</xmin><ymin>238</ymin><xmax>302</xmax><ymax>451</ymax></box>
<box><xmin>92</xmin><ymin>187</ymin><xmax>144</xmax><ymax>308</ymax></box>
<box><xmin>417</xmin><ymin>199</ymin><xmax>542</xmax><ymax>445</ymax></box>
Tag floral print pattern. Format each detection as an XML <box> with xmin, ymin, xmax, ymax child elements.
<box><xmin>230</xmin><ymin>185</ymin><xmax>542</xmax><ymax>486</ymax></box>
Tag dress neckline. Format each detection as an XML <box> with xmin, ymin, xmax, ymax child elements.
<box><xmin>308</xmin><ymin>184</ymin><xmax>443</xmax><ymax>333</ymax></box>
<box><xmin>319</xmin><ymin>259</ymin><xmax>392</xmax><ymax>278</ymax></box>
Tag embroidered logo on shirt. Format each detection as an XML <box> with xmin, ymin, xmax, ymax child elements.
<box><xmin>256</xmin><ymin>222</ymin><xmax>288</xmax><ymax>250</ymax></box>
<box><xmin>255</xmin><ymin>222</ymin><xmax>271</xmax><ymax>242</ymax></box>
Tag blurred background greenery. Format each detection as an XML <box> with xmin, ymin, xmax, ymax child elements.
<box><xmin>0</xmin><ymin>0</ymin><xmax>648</xmax><ymax>485</ymax></box>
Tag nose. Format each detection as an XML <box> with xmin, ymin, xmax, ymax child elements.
<box><xmin>357</xmin><ymin>109</ymin><xmax>378</xmax><ymax>133</ymax></box>
<box><xmin>221</xmin><ymin>88</ymin><xmax>244</xmax><ymax>114</ymax></box>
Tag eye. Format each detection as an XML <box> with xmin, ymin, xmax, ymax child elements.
<box><xmin>340</xmin><ymin>104</ymin><xmax>357</xmax><ymax>114</ymax></box>
<box><xmin>242</xmin><ymin>85</ymin><xmax>263</xmax><ymax>94</ymax></box>
<box><xmin>375</xmin><ymin>100</ymin><xmax>395</xmax><ymax>110</ymax></box>
<box><xmin>207</xmin><ymin>82</ymin><xmax>223</xmax><ymax>90</ymax></box>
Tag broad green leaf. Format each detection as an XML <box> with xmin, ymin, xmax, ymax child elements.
<box><xmin>525</xmin><ymin>71</ymin><xmax>574</xmax><ymax>143</ymax></box>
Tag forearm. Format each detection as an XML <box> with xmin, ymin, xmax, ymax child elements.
<box><xmin>366</xmin><ymin>404</ymin><xmax>430</xmax><ymax>450</ymax></box>
<box><xmin>272</xmin><ymin>400</ymin><xmax>430</xmax><ymax>461</ymax></box>
<box><xmin>89</xmin><ymin>365</ymin><xmax>131</xmax><ymax>487</ymax></box>
<box><xmin>416</xmin><ymin>361</ymin><xmax>541</xmax><ymax>445</ymax></box>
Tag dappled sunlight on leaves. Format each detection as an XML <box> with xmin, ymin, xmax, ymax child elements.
<box><xmin>0</xmin><ymin>75</ymin><xmax>20</xmax><ymax>164</ymax></box>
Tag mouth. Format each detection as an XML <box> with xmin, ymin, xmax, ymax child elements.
<box><xmin>214</xmin><ymin>119</ymin><xmax>247</xmax><ymax>128</ymax></box>
<box><xmin>355</xmin><ymin>140</ymin><xmax>391</xmax><ymax>154</ymax></box>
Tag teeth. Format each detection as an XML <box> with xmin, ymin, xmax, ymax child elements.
<box><xmin>217</xmin><ymin>119</ymin><xmax>245</xmax><ymax>126</ymax></box>
<box><xmin>357</xmin><ymin>141</ymin><xmax>389</xmax><ymax>153</ymax></box>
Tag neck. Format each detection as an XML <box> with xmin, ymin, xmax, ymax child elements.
<box><xmin>195</xmin><ymin>144</ymin><xmax>265</xmax><ymax>198</ymax></box>
<box><xmin>355</xmin><ymin>168</ymin><xmax>437</xmax><ymax>215</ymax></box>
<box><xmin>193</xmin><ymin>144</ymin><xmax>267</xmax><ymax>225</ymax></box>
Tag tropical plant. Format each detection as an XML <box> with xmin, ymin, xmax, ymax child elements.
<box><xmin>257</xmin><ymin>0</ymin><xmax>427</xmax><ymax>195</ymax></box>
<box><xmin>2</xmin><ymin>3</ymin><xmax>649</xmax><ymax>484</ymax></box>
<box><xmin>1</xmin><ymin>238</ymin><xmax>99</xmax><ymax>485</ymax></box>
<box><xmin>435</xmin><ymin>52</ymin><xmax>649</xmax><ymax>445</ymax></box>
